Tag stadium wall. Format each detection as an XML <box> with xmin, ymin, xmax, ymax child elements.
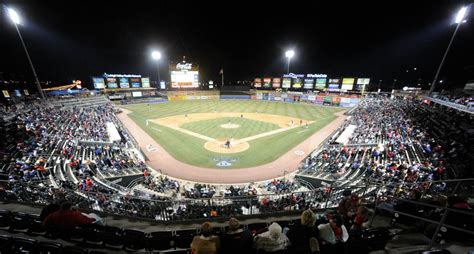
<box><xmin>167</xmin><ymin>90</ymin><xmax>220</xmax><ymax>101</ymax></box>
<box><xmin>251</xmin><ymin>90</ymin><xmax>361</xmax><ymax>108</ymax></box>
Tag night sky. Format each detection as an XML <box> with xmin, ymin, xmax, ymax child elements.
<box><xmin>1</xmin><ymin>0</ymin><xmax>473</xmax><ymax>90</ymax></box>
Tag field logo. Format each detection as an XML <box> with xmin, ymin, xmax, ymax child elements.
<box><xmin>216</xmin><ymin>161</ymin><xmax>232</xmax><ymax>167</ymax></box>
<box><xmin>213</xmin><ymin>156</ymin><xmax>237</xmax><ymax>167</ymax></box>
<box><xmin>294</xmin><ymin>150</ymin><xmax>305</xmax><ymax>156</ymax></box>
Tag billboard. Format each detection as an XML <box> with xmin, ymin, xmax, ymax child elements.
<box><xmin>170</xmin><ymin>62</ymin><xmax>199</xmax><ymax>88</ymax></box>
<box><xmin>130</xmin><ymin>77</ymin><xmax>141</xmax><ymax>88</ymax></box>
<box><xmin>254</xmin><ymin>78</ymin><xmax>262</xmax><ymax>88</ymax></box>
<box><xmin>292</xmin><ymin>78</ymin><xmax>303</xmax><ymax>89</ymax></box>
<box><xmin>106</xmin><ymin>77</ymin><xmax>118</xmax><ymax>89</ymax></box>
<box><xmin>328</xmin><ymin>84</ymin><xmax>340</xmax><ymax>90</ymax></box>
<box><xmin>282</xmin><ymin>78</ymin><xmax>291</xmax><ymax>88</ymax></box>
<box><xmin>315</xmin><ymin>78</ymin><xmax>327</xmax><ymax>90</ymax></box>
<box><xmin>272</xmin><ymin>78</ymin><xmax>281</xmax><ymax>88</ymax></box>
<box><xmin>263</xmin><ymin>78</ymin><xmax>272</xmax><ymax>89</ymax></box>
<box><xmin>119</xmin><ymin>77</ymin><xmax>130</xmax><ymax>88</ymax></box>
<box><xmin>304</xmin><ymin>78</ymin><xmax>314</xmax><ymax>89</ymax></box>
<box><xmin>356</xmin><ymin>78</ymin><xmax>370</xmax><ymax>90</ymax></box>
<box><xmin>92</xmin><ymin>77</ymin><xmax>106</xmax><ymax>89</ymax></box>
<box><xmin>141</xmin><ymin>77</ymin><xmax>150</xmax><ymax>88</ymax></box>
<box><xmin>132</xmin><ymin>91</ymin><xmax>143</xmax><ymax>97</ymax></box>
<box><xmin>341</xmin><ymin>78</ymin><xmax>355</xmax><ymax>90</ymax></box>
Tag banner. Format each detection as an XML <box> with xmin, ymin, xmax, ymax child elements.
<box><xmin>272</xmin><ymin>78</ymin><xmax>281</xmax><ymax>88</ymax></box>
<box><xmin>254</xmin><ymin>78</ymin><xmax>262</xmax><ymax>88</ymax></box>
<box><xmin>282</xmin><ymin>78</ymin><xmax>291</xmax><ymax>88</ymax></box>
<box><xmin>304</xmin><ymin>78</ymin><xmax>314</xmax><ymax>89</ymax></box>
<box><xmin>263</xmin><ymin>78</ymin><xmax>272</xmax><ymax>89</ymax></box>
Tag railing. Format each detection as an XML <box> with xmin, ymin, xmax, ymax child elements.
<box><xmin>427</xmin><ymin>96</ymin><xmax>474</xmax><ymax>113</ymax></box>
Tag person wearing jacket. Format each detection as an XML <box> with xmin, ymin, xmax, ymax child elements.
<box><xmin>191</xmin><ymin>222</ymin><xmax>220</xmax><ymax>254</ymax></box>
<box><xmin>254</xmin><ymin>222</ymin><xmax>289</xmax><ymax>252</ymax></box>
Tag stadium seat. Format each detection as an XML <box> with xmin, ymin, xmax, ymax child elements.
<box><xmin>0</xmin><ymin>210</ymin><xmax>11</xmax><ymax>229</ymax></box>
<box><xmin>174</xmin><ymin>229</ymin><xmax>196</xmax><ymax>249</ymax></box>
<box><xmin>12</xmin><ymin>237</ymin><xmax>37</xmax><ymax>253</ymax></box>
<box><xmin>37</xmin><ymin>241</ymin><xmax>63</xmax><ymax>254</ymax></box>
<box><xmin>100</xmin><ymin>226</ymin><xmax>124</xmax><ymax>249</ymax></box>
<box><xmin>122</xmin><ymin>229</ymin><xmax>147</xmax><ymax>251</ymax></box>
<box><xmin>62</xmin><ymin>245</ymin><xmax>89</xmax><ymax>254</ymax></box>
<box><xmin>0</xmin><ymin>235</ymin><xmax>12</xmax><ymax>252</ymax></box>
<box><xmin>9</xmin><ymin>212</ymin><xmax>33</xmax><ymax>233</ymax></box>
<box><xmin>27</xmin><ymin>215</ymin><xmax>47</xmax><ymax>235</ymax></box>
<box><xmin>147</xmin><ymin>231</ymin><xmax>174</xmax><ymax>251</ymax></box>
<box><xmin>82</xmin><ymin>226</ymin><xmax>104</xmax><ymax>245</ymax></box>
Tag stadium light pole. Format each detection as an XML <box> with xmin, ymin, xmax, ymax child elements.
<box><xmin>151</xmin><ymin>50</ymin><xmax>162</xmax><ymax>88</ymax></box>
<box><xmin>7</xmin><ymin>7</ymin><xmax>46</xmax><ymax>100</ymax></box>
<box><xmin>428</xmin><ymin>5</ymin><xmax>469</xmax><ymax>96</ymax></box>
<box><xmin>285</xmin><ymin>50</ymin><xmax>295</xmax><ymax>74</ymax></box>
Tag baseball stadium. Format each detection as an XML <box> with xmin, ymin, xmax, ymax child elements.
<box><xmin>1</xmin><ymin>2</ymin><xmax>474</xmax><ymax>254</ymax></box>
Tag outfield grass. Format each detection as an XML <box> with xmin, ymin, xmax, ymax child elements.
<box><xmin>124</xmin><ymin>100</ymin><xmax>344</xmax><ymax>168</ymax></box>
<box><xmin>180</xmin><ymin>117</ymin><xmax>280</xmax><ymax>139</ymax></box>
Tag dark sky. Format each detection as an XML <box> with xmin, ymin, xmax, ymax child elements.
<box><xmin>1</xmin><ymin>0</ymin><xmax>473</xmax><ymax>90</ymax></box>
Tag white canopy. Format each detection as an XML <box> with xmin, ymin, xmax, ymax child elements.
<box><xmin>335</xmin><ymin>124</ymin><xmax>357</xmax><ymax>145</ymax></box>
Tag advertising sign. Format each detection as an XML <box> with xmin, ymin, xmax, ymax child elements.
<box><xmin>23</xmin><ymin>89</ymin><xmax>29</xmax><ymax>96</ymax></box>
<box><xmin>170</xmin><ymin>62</ymin><xmax>199</xmax><ymax>88</ymax></box>
<box><xmin>130</xmin><ymin>77</ymin><xmax>141</xmax><ymax>88</ymax></box>
<box><xmin>263</xmin><ymin>78</ymin><xmax>272</xmax><ymax>89</ymax></box>
<box><xmin>2</xmin><ymin>90</ymin><xmax>10</xmax><ymax>98</ymax></box>
<box><xmin>272</xmin><ymin>78</ymin><xmax>281</xmax><ymax>88</ymax></box>
<box><xmin>14</xmin><ymin>90</ymin><xmax>21</xmax><ymax>97</ymax></box>
<box><xmin>304</xmin><ymin>78</ymin><xmax>314</xmax><ymax>89</ymax></box>
<box><xmin>292</xmin><ymin>78</ymin><xmax>303</xmax><ymax>89</ymax></box>
<box><xmin>282</xmin><ymin>78</ymin><xmax>291</xmax><ymax>88</ymax></box>
<box><xmin>132</xmin><ymin>91</ymin><xmax>143</xmax><ymax>97</ymax></box>
<box><xmin>254</xmin><ymin>78</ymin><xmax>262</xmax><ymax>88</ymax></box>
<box><xmin>160</xmin><ymin>81</ymin><xmax>166</xmax><ymax>90</ymax></box>
<box><xmin>141</xmin><ymin>77</ymin><xmax>151</xmax><ymax>88</ymax></box>
<box><xmin>341</xmin><ymin>78</ymin><xmax>355</xmax><ymax>90</ymax></box>
<box><xmin>119</xmin><ymin>77</ymin><xmax>130</xmax><ymax>88</ymax></box>
<box><xmin>92</xmin><ymin>77</ymin><xmax>106</xmax><ymax>89</ymax></box>
<box><xmin>328</xmin><ymin>84</ymin><xmax>340</xmax><ymax>90</ymax></box>
<box><xmin>106</xmin><ymin>77</ymin><xmax>118</xmax><ymax>89</ymax></box>
<box><xmin>315</xmin><ymin>78</ymin><xmax>327</xmax><ymax>90</ymax></box>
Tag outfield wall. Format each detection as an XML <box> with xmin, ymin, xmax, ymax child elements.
<box><xmin>251</xmin><ymin>90</ymin><xmax>361</xmax><ymax>107</ymax></box>
<box><xmin>167</xmin><ymin>90</ymin><xmax>220</xmax><ymax>101</ymax></box>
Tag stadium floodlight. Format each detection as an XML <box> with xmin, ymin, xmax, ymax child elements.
<box><xmin>429</xmin><ymin>5</ymin><xmax>470</xmax><ymax>95</ymax></box>
<box><xmin>455</xmin><ymin>7</ymin><xmax>467</xmax><ymax>24</ymax></box>
<box><xmin>7</xmin><ymin>8</ymin><xmax>20</xmax><ymax>24</ymax></box>
<box><xmin>285</xmin><ymin>50</ymin><xmax>295</xmax><ymax>74</ymax></box>
<box><xmin>151</xmin><ymin>50</ymin><xmax>162</xmax><ymax>60</ymax></box>
<box><xmin>151</xmin><ymin>50</ymin><xmax>162</xmax><ymax>86</ymax></box>
<box><xmin>6</xmin><ymin>7</ymin><xmax>45</xmax><ymax>100</ymax></box>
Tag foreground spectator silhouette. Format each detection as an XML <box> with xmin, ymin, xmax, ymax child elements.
<box><xmin>286</xmin><ymin>209</ymin><xmax>320</xmax><ymax>254</ymax></box>
<box><xmin>254</xmin><ymin>222</ymin><xmax>289</xmax><ymax>252</ymax></box>
<box><xmin>220</xmin><ymin>217</ymin><xmax>253</xmax><ymax>254</ymax></box>
<box><xmin>43</xmin><ymin>202</ymin><xmax>95</xmax><ymax>227</ymax></box>
<box><xmin>191</xmin><ymin>222</ymin><xmax>220</xmax><ymax>254</ymax></box>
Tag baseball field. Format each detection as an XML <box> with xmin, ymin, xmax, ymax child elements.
<box><xmin>123</xmin><ymin>100</ymin><xmax>344</xmax><ymax>169</ymax></box>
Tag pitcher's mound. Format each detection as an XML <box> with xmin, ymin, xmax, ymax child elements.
<box><xmin>204</xmin><ymin>138</ymin><xmax>249</xmax><ymax>153</ymax></box>
<box><xmin>220</xmin><ymin>123</ymin><xmax>240</xmax><ymax>129</ymax></box>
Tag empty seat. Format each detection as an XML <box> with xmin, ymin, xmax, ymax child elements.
<box><xmin>37</xmin><ymin>241</ymin><xmax>62</xmax><ymax>254</ymax></box>
<box><xmin>174</xmin><ymin>230</ymin><xmax>196</xmax><ymax>249</ymax></box>
<box><xmin>0</xmin><ymin>235</ymin><xmax>12</xmax><ymax>252</ymax></box>
<box><xmin>100</xmin><ymin>226</ymin><xmax>124</xmax><ymax>249</ymax></box>
<box><xmin>12</xmin><ymin>237</ymin><xmax>37</xmax><ymax>253</ymax></box>
<box><xmin>122</xmin><ymin>229</ymin><xmax>147</xmax><ymax>251</ymax></box>
<box><xmin>63</xmin><ymin>245</ymin><xmax>89</xmax><ymax>254</ymax></box>
<box><xmin>9</xmin><ymin>212</ymin><xmax>33</xmax><ymax>232</ymax></box>
<box><xmin>147</xmin><ymin>231</ymin><xmax>174</xmax><ymax>251</ymax></box>
<box><xmin>0</xmin><ymin>210</ymin><xmax>11</xmax><ymax>229</ymax></box>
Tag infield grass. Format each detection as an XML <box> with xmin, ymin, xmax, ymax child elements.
<box><xmin>124</xmin><ymin>100</ymin><xmax>344</xmax><ymax>168</ymax></box>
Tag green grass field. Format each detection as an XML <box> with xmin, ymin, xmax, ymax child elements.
<box><xmin>181</xmin><ymin>117</ymin><xmax>280</xmax><ymax>139</ymax></box>
<box><xmin>124</xmin><ymin>100</ymin><xmax>344</xmax><ymax>168</ymax></box>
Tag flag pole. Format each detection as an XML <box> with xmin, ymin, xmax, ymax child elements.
<box><xmin>221</xmin><ymin>69</ymin><xmax>224</xmax><ymax>87</ymax></box>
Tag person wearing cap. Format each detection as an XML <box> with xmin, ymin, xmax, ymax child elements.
<box><xmin>254</xmin><ymin>222</ymin><xmax>289</xmax><ymax>252</ymax></box>
<box><xmin>286</xmin><ymin>209</ymin><xmax>320</xmax><ymax>254</ymax></box>
<box><xmin>220</xmin><ymin>217</ymin><xmax>253</xmax><ymax>254</ymax></box>
<box><xmin>190</xmin><ymin>222</ymin><xmax>220</xmax><ymax>254</ymax></box>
